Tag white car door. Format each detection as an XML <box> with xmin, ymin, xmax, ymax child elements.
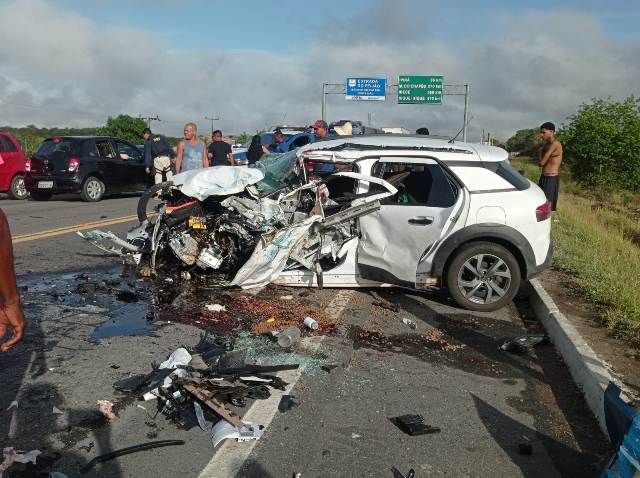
<box><xmin>356</xmin><ymin>157</ymin><xmax>462</xmax><ymax>286</ymax></box>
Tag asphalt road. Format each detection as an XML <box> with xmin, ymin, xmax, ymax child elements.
<box><xmin>0</xmin><ymin>195</ymin><xmax>609</xmax><ymax>477</ymax></box>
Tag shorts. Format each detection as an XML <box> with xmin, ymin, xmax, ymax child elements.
<box><xmin>538</xmin><ymin>174</ymin><xmax>559</xmax><ymax>211</ymax></box>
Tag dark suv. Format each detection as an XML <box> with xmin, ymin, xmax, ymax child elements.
<box><xmin>25</xmin><ymin>136</ymin><xmax>149</xmax><ymax>202</ymax></box>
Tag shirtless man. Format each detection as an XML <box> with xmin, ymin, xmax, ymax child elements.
<box><xmin>0</xmin><ymin>209</ymin><xmax>26</xmax><ymax>351</ymax></box>
<box><xmin>538</xmin><ymin>122</ymin><xmax>563</xmax><ymax>211</ymax></box>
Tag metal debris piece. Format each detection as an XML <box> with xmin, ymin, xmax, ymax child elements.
<box><xmin>183</xmin><ymin>384</ymin><xmax>244</xmax><ymax>429</ymax></box>
<box><xmin>193</xmin><ymin>402</ymin><xmax>210</xmax><ymax>432</ymax></box>
<box><xmin>402</xmin><ymin>318</ymin><xmax>417</xmax><ymax>329</ymax></box>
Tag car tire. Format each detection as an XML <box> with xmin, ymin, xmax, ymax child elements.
<box><xmin>137</xmin><ymin>181</ymin><xmax>172</xmax><ymax>222</ymax></box>
<box><xmin>81</xmin><ymin>176</ymin><xmax>105</xmax><ymax>202</ymax></box>
<box><xmin>446</xmin><ymin>241</ymin><xmax>521</xmax><ymax>312</ymax></box>
<box><xmin>7</xmin><ymin>174</ymin><xmax>29</xmax><ymax>200</ymax></box>
<box><xmin>30</xmin><ymin>190</ymin><xmax>52</xmax><ymax>201</ymax></box>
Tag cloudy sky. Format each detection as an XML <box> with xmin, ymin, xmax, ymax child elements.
<box><xmin>0</xmin><ymin>0</ymin><xmax>639</xmax><ymax>141</ymax></box>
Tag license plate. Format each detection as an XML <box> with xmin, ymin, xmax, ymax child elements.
<box><xmin>38</xmin><ymin>181</ymin><xmax>54</xmax><ymax>189</ymax></box>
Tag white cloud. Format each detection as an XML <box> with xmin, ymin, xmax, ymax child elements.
<box><xmin>0</xmin><ymin>0</ymin><xmax>639</xmax><ymax>142</ymax></box>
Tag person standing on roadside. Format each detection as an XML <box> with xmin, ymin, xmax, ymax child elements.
<box><xmin>176</xmin><ymin>123</ymin><xmax>208</xmax><ymax>173</ymax></box>
<box><xmin>0</xmin><ymin>208</ymin><xmax>26</xmax><ymax>352</ymax></box>
<box><xmin>207</xmin><ymin>130</ymin><xmax>237</xmax><ymax>166</ymax></box>
<box><xmin>143</xmin><ymin>128</ymin><xmax>175</xmax><ymax>184</ymax></box>
<box><xmin>538</xmin><ymin>122</ymin><xmax>563</xmax><ymax>211</ymax></box>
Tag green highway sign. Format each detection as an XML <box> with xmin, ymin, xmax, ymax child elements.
<box><xmin>398</xmin><ymin>75</ymin><xmax>444</xmax><ymax>104</ymax></box>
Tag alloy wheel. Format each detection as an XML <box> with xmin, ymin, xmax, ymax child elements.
<box><xmin>457</xmin><ymin>253</ymin><xmax>512</xmax><ymax>305</ymax></box>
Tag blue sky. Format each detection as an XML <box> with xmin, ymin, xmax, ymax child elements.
<box><xmin>1</xmin><ymin>0</ymin><xmax>639</xmax><ymax>139</ymax></box>
<box><xmin>57</xmin><ymin>0</ymin><xmax>640</xmax><ymax>51</ymax></box>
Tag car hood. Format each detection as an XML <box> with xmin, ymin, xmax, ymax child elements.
<box><xmin>172</xmin><ymin>166</ymin><xmax>265</xmax><ymax>201</ymax></box>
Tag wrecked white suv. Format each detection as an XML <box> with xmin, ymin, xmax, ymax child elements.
<box><xmin>80</xmin><ymin>135</ymin><xmax>552</xmax><ymax>312</ymax></box>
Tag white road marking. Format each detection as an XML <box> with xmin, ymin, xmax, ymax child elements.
<box><xmin>197</xmin><ymin>289</ymin><xmax>355</xmax><ymax>478</ymax></box>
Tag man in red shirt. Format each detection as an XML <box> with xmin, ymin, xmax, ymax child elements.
<box><xmin>0</xmin><ymin>208</ymin><xmax>26</xmax><ymax>351</ymax></box>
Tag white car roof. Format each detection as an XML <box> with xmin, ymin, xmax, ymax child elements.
<box><xmin>299</xmin><ymin>135</ymin><xmax>508</xmax><ymax>163</ymax></box>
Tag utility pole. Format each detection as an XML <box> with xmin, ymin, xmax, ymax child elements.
<box><xmin>462</xmin><ymin>84</ymin><xmax>470</xmax><ymax>142</ymax></box>
<box><xmin>367</xmin><ymin>112</ymin><xmax>372</xmax><ymax>127</ymax></box>
<box><xmin>321</xmin><ymin>83</ymin><xmax>327</xmax><ymax>122</ymax></box>
<box><xmin>205</xmin><ymin>116</ymin><xmax>220</xmax><ymax>135</ymax></box>
<box><xmin>138</xmin><ymin>115</ymin><xmax>161</xmax><ymax>128</ymax></box>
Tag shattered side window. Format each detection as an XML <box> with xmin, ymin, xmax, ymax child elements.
<box><xmin>253</xmin><ymin>150</ymin><xmax>302</xmax><ymax>196</ymax></box>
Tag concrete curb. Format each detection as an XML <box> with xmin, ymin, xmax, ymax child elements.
<box><xmin>525</xmin><ymin>278</ymin><xmax>627</xmax><ymax>435</ymax></box>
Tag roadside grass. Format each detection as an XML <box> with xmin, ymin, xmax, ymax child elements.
<box><xmin>552</xmin><ymin>194</ymin><xmax>640</xmax><ymax>344</ymax></box>
<box><xmin>510</xmin><ymin>155</ymin><xmax>640</xmax><ymax>343</ymax></box>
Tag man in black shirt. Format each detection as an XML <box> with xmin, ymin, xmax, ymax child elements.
<box><xmin>143</xmin><ymin>128</ymin><xmax>175</xmax><ymax>183</ymax></box>
<box><xmin>207</xmin><ymin>130</ymin><xmax>237</xmax><ymax>166</ymax></box>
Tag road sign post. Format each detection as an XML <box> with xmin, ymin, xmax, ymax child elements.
<box><xmin>345</xmin><ymin>77</ymin><xmax>386</xmax><ymax>101</ymax></box>
<box><xmin>397</xmin><ymin>75</ymin><xmax>444</xmax><ymax>104</ymax></box>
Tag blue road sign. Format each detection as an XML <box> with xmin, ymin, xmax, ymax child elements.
<box><xmin>345</xmin><ymin>77</ymin><xmax>386</xmax><ymax>101</ymax></box>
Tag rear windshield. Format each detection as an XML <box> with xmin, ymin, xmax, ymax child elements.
<box><xmin>494</xmin><ymin>160</ymin><xmax>530</xmax><ymax>190</ymax></box>
<box><xmin>35</xmin><ymin>139</ymin><xmax>75</xmax><ymax>158</ymax></box>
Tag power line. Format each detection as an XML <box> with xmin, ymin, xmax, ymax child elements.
<box><xmin>138</xmin><ymin>115</ymin><xmax>161</xmax><ymax>128</ymax></box>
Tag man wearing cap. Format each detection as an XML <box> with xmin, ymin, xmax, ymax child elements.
<box><xmin>143</xmin><ymin>128</ymin><xmax>175</xmax><ymax>184</ymax></box>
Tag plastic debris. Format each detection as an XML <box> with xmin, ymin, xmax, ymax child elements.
<box><xmin>193</xmin><ymin>402</ymin><xmax>210</xmax><ymax>432</ymax></box>
<box><xmin>402</xmin><ymin>318</ymin><xmax>417</xmax><ymax>330</ymax></box>
<box><xmin>303</xmin><ymin>317</ymin><xmax>319</xmax><ymax>330</ymax></box>
<box><xmin>351</xmin><ymin>433</ymin><xmax>361</xmax><ymax>439</ymax></box>
<box><xmin>52</xmin><ymin>407</ymin><xmax>64</xmax><ymax>415</ymax></box>
<box><xmin>500</xmin><ymin>334</ymin><xmax>550</xmax><ymax>353</ymax></box>
<box><xmin>49</xmin><ymin>472</ymin><xmax>70</xmax><ymax>478</ymax></box>
<box><xmin>5</xmin><ymin>401</ymin><xmax>18</xmax><ymax>411</ymax></box>
<box><xmin>280</xmin><ymin>295</ymin><xmax>294</xmax><ymax>300</ymax></box>
<box><xmin>97</xmin><ymin>400</ymin><xmax>116</xmax><ymax>421</ymax></box>
<box><xmin>1</xmin><ymin>447</ymin><xmax>41</xmax><ymax>476</ymax></box>
<box><xmin>390</xmin><ymin>414</ymin><xmax>441</xmax><ymax>436</ymax></box>
<box><xmin>211</xmin><ymin>420</ymin><xmax>262</xmax><ymax>448</ymax></box>
<box><xmin>277</xmin><ymin>327</ymin><xmax>301</xmax><ymax>348</ymax></box>
<box><xmin>205</xmin><ymin>304</ymin><xmax>226</xmax><ymax>312</ymax></box>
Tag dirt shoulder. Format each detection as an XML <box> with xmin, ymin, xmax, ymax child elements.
<box><xmin>538</xmin><ymin>269</ymin><xmax>640</xmax><ymax>398</ymax></box>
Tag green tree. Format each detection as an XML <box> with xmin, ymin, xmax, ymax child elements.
<box><xmin>505</xmin><ymin>128</ymin><xmax>540</xmax><ymax>155</ymax></box>
<box><xmin>235</xmin><ymin>132</ymin><xmax>251</xmax><ymax>145</ymax></box>
<box><xmin>98</xmin><ymin>115</ymin><xmax>148</xmax><ymax>143</ymax></box>
<box><xmin>560</xmin><ymin>96</ymin><xmax>640</xmax><ymax>191</ymax></box>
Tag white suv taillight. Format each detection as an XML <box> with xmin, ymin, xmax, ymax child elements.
<box><xmin>68</xmin><ymin>156</ymin><xmax>80</xmax><ymax>172</ymax></box>
<box><xmin>536</xmin><ymin>201</ymin><xmax>552</xmax><ymax>221</ymax></box>
<box><xmin>25</xmin><ymin>158</ymin><xmax>31</xmax><ymax>172</ymax></box>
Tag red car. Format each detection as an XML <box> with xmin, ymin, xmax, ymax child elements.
<box><xmin>0</xmin><ymin>132</ymin><xmax>29</xmax><ymax>200</ymax></box>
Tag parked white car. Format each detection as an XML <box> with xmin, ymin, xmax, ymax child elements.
<box><xmin>274</xmin><ymin>135</ymin><xmax>553</xmax><ymax>311</ymax></box>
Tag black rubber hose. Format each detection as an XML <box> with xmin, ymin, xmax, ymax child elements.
<box><xmin>137</xmin><ymin>181</ymin><xmax>172</xmax><ymax>222</ymax></box>
<box><xmin>80</xmin><ymin>439</ymin><xmax>185</xmax><ymax>474</ymax></box>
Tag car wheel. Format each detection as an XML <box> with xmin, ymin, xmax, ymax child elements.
<box><xmin>30</xmin><ymin>190</ymin><xmax>52</xmax><ymax>201</ymax></box>
<box><xmin>446</xmin><ymin>242</ymin><xmax>521</xmax><ymax>312</ymax></box>
<box><xmin>81</xmin><ymin>176</ymin><xmax>105</xmax><ymax>202</ymax></box>
<box><xmin>8</xmin><ymin>174</ymin><xmax>29</xmax><ymax>200</ymax></box>
<box><xmin>137</xmin><ymin>181</ymin><xmax>172</xmax><ymax>222</ymax></box>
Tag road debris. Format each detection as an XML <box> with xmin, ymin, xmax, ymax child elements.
<box><xmin>52</xmin><ymin>406</ymin><xmax>64</xmax><ymax>415</ymax></box>
<box><xmin>205</xmin><ymin>304</ymin><xmax>226</xmax><ymax>312</ymax></box>
<box><xmin>5</xmin><ymin>400</ymin><xmax>18</xmax><ymax>411</ymax></box>
<box><xmin>79</xmin><ymin>440</ymin><xmax>185</xmax><ymax>474</ymax></box>
<box><xmin>277</xmin><ymin>327</ymin><xmax>302</xmax><ymax>347</ymax></box>
<box><xmin>97</xmin><ymin>400</ymin><xmax>116</xmax><ymax>421</ymax></box>
<box><xmin>390</xmin><ymin>414</ymin><xmax>441</xmax><ymax>436</ymax></box>
<box><xmin>402</xmin><ymin>318</ymin><xmax>417</xmax><ymax>330</ymax></box>
<box><xmin>278</xmin><ymin>395</ymin><xmax>299</xmax><ymax>413</ymax></box>
<box><xmin>1</xmin><ymin>447</ymin><xmax>41</xmax><ymax>477</ymax></box>
<box><xmin>500</xmin><ymin>334</ymin><xmax>550</xmax><ymax>353</ymax></box>
<box><xmin>303</xmin><ymin>316</ymin><xmax>319</xmax><ymax>330</ymax></box>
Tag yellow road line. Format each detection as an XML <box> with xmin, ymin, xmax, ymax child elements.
<box><xmin>13</xmin><ymin>214</ymin><xmax>140</xmax><ymax>244</ymax></box>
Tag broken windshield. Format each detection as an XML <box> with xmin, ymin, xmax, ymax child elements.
<box><xmin>253</xmin><ymin>150</ymin><xmax>303</xmax><ymax>197</ymax></box>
